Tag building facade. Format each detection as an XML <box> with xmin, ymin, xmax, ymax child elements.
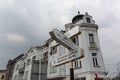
<box><xmin>0</xmin><ymin>70</ymin><xmax>6</xmax><ymax>80</ymax></box>
<box><xmin>47</xmin><ymin>12</ymin><xmax>106</xmax><ymax>80</ymax></box>
<box><xmin>11</xmin><ymin>12</ymin><xmax>106</xmax><ymax>80</ymax></box>
<box><xmin>5</xmin><ymin>54</ymin><xmax>24</xmax><ymax>80</ymax></box>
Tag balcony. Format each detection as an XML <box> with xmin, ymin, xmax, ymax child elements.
<box><xmin>89</xmin><ymin>42</ymin><xmax>98</xmax><ymax>50</ymax></box>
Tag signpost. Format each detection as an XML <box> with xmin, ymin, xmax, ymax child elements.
<box><xmin>52</xmin><ymin>48</ymin><xmax>84</xmax><ymax>66</ymax></box>
<box><xmin>64</xmin><ymin>25</ymin><xmax>81</xmax><ymax>38</ymax></box>
<box><xmin>49</xmin><ymin>29</ymin><xmax>78</xmax><ymax>50</ymax></box>
<box><xmin>49</xmin><ymin>28</ymin><xmax>84</xmax><ymax>80</ymax></box>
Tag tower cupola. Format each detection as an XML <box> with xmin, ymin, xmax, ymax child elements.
<box><xmin>72</xmin><ymin>11</ymin><xmax>95</xmax><ymax>24</ymax></box>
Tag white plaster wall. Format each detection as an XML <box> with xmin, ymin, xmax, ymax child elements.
<box><xmin>46</xmin><ymin>24</ymin><xmax>106</xmax><ymax>80</ymax></box>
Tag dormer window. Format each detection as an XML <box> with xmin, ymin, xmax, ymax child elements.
<box><xmin>86</xmin><ymin>17</ymin><xmax>91</xmax><ymax>23</ymax></box>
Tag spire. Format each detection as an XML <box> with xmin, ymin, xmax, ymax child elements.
<box><xmin>78</xmin><ymin>11</ymin><xmax>80</xmax><ymax>15</ymax></box>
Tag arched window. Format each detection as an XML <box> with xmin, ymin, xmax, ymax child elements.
<box><xmin>86</xmin><ymin>17</ymin><xmax>91</xmax><ymax>23</ymax></box>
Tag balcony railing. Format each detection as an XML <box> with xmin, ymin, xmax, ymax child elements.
<box><xmin>89</xmin><ymin>42</ymin><xmax>98</xmax><ymax>50</ymax></box>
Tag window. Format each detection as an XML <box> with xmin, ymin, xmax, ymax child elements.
<box><xmin>50</xmin><ymin>46</ymin><xmax>57</xmax><ymax>55</ymax></box>
<box><xmin>50</xmin><ymin>63</ymin><xmax>57</xmax><ymax>73</ymax></box>
<box><xmin>79</xmin><ymin>61</ymin><xmax>82</xmax><ymax>68</ymax></box>
<box><xmin>89</xmin><ymin>34</ymin><xmax>94</xmax><ymax>44</ymax></box>
<box><xmin>50</xmin><ymin>63</ymin><xmax>52</xmax><ymax>73</ymax></box>
<box><xmin>16</xmin><ymin>64</ymin><xmax>19</xmax><ymax>70</ymax></box>
<box><xmin>92</xmin><ymin>53</ymin><xmax>97</xmax><ymax>56</ymax></box>
<box><xmin>75</xmin><ymin>60</ymin><xmax>78</xmax><ymax>68</ymax></box>
<box><xmin>32</xmin><ymin>56</ymin><xmax>36</xmax><ymax>60</ymax></box>
<box><xmin>43</xmin><ymin>52</ymin><xmax>48</xmax><ymax>58</ymax></box>
<box><xmin>92</xmin><ymin>53</ymin><xmax>99</xmax><ymax>67</ymax></box>
<box><xmin>72</xmin><ymin>36</ymin><xmax>79</xmax><ymax>45</ymax></box>
<box><xmin>94</xmin><ymin>78</ymin><xmax>103</xmax><ymax>80</ymax></box>
<box><xmin>27</xmin><ymin>59</ymin><xmax>30</xmax><ymax>66</ymax></box>
<box><xmin>74</xmin><ymin>60</ymin><xmax>82</xmax><ymax>68</ymax></box>
<box><xmin>1</xmin><ymin>75</ymin><xmax>4</xmax><ymax>79</ymax></box>
<box><xmin>24</xmin><ymin>71</ymin><xmax>28</xmax><ymax>80</ymax></box>
<box><xmin>86</xmin><ymin>17</ymin><xmax>91</xmax><ymax>23</ymax></box>
<box><xmin>14</xmin><ymin>75</ymin><xmax>17</xmax><ymax>80</ymax></box>
<box><xmin>75</xmin><ymin>77</ymin><xmax>86</xmax><ymax>80</ymax></box>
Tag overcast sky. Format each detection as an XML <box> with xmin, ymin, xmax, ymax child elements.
<box><xmin>0</xmin><ymin>0</ymin><xmax>120</xmax><ymax>77</ymax></box>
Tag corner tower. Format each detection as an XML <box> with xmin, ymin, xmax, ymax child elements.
<box><xmin>65</xmin><ymin>12</ymin><xmax>106</xmax><ymax>80</ymax></box>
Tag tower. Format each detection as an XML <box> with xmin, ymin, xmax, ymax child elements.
<box><xmin>64</xmin><ymin>12</ymin><xmax>106</xmax><ymax>80</ymax></box>
<box><xmin>47</xmin><ymin>12</ymin><xmax>106</xmax><ymax>80</ymax></box>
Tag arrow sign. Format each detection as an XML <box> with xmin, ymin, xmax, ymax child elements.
<box><xmin>65</xmin><ymin>25</ymin><xmax>81</xmax><ymax>38</ymax></box>
<box><xmin>49</xmin><ymin>29</ymin><xmax>78</xmax><ymax>50</ymax></box>
<box><xmin>52</xmin><ymin>48</ymin><xmax>84</xmax><ymax>66</ymax></box>
<box><xmin>49</xmin><ymin>28</ymin><xmax>84</xmax><ymax>66</ymax></box>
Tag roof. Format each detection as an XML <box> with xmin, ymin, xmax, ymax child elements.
<box><xmin>72</xmin><ymin>14</ymin><xmax>84</xmax><ymax>23</ymax></box>
<box><xmin>0</xmin><ymin>69</ymin><xmax>7</xmax><ymax>73</ymax></box>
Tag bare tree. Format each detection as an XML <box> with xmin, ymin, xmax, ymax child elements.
<box><xmin>112</xmin><ymin>63</ymin><xmax>120</xmax><ymax>80</ymax></box>
<box><xmin>116</xmin><ymin>62</ymin><xmax>120</xmax><ymax>75</ymax></box>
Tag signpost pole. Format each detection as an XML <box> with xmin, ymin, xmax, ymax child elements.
<box><xmin>49</xmin><ymin>29</ymin><xmax>84</xmax><ymax>80</ymax></box>
<box><xmin>70</xmin><ymin>61</ymin><xmax>74</xmax><ymax>80</ymax></box>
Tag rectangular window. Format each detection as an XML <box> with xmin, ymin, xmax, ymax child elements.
<box><xmin>92</xmin><ymin>53</ymin><xmax>99</xmax><ymax>67</ymax></box>
<box><xmin>75</xmin><ymin>60</ymin><xmax>78</xmax><ymax>68</ymax></box>
<box><xmin>72</xmin><ymin>36</ymin><xmax>79</xmax><ymax>45</ymax></box>
<box><xmin>86</xmin><ymin>17</ymin><xmax>91</xmax><ymax>23</ymax></box>
<box><xmin>74</xmin><ymin>60</ymin><xmax>82</xmax><ymax>68</ymax></box>
<box><xmin>92</xmin><ymin>58</ymin><xmax>96</xmax><ymax>66</ymax></box>
<box><xmin>50</xmin><ymin>46</ymin><xmax>57</xmax><ymax>55</ymax></box>
<box><xmin>1</xmin><ymin>75</ymin><xmax>4</xmax><ymax>79</ymax></box>
<box><xmin>14</xmin><ymin>75</ymin><xmax>17</xmax><ymax>80</ymax></box>
<box><xmin>50</xmin><ymin>63</ymin><xmax>52</xmax><ymax>73</ymax></box>
<box><xmin>92</xmin><ymin>53</ymin><xmax>97</xmax><ymax>56</ymax></box>
<box><xmin>95</xmin><ymin>58</ymin><xmax>98</xmax><ymax>66</ymax></box>
<box><xmin>27</xmin><ymin>59</ymin><xmax>30</xmax><ymax>66</ymax></box>
<box><xmin>75</xmin><ymin>77</ymin><xmax>86</xmax><ymax>80</ymax></box>
<box><xmin>32</xmin><ymin>56</ymin><xmax>36</xmax><ymax>60</ymax></box>
<box><xmin>94</xmin><ymin>78</ymin><xmax>103</xmax><ymax>80</ymax></box>
<box><xmin>89</xmin><ymin>34</ymin><xmax>94</xmax><ymax>43</ymax></box>
<box><xmin>16</xmin><ymin>64</ymin><xmax>19</xmax><ymax>70</ymax></box>
<box><xmin>43</xmin><ymin>52</ymin><xmax>48</xmax><ymax>58</ymax></box>
<box><xmin>24</xmin><ymin>71</ymin><xmax>28</xmax><ymax>80</ymax></box>
<box><xmin>50</xmin><ymin>63</ymin><xmax>57</xmax><ymax>73</ymax></box>
<box><xmin>79</xmin><ymin>61</ymin><xmax>82</xmax><ymax>68</ymax></box>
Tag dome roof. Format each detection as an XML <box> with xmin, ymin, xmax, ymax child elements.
<box><xmin>72</xmin><ymin>14</ymin><xmax>84</xmax><ymax>23</ymax></box>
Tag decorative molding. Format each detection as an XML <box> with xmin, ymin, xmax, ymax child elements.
<box><xmin>79</xmin><ymin>23</ymin><xmax>98</xmax><ymax>30</ymax></box>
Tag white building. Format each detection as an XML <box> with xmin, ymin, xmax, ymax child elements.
<box><xmin>12</xmin><ymin>12</ymin><xmax>106</xmax><ymax>80</ymax></box>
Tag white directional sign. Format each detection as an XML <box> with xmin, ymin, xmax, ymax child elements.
<box><xmin>49</xmin><ymin>28</ymin><xmax>84</xmax><ymax>66</ymax></box>
<box><xmin>49</xmin><ymin>29</ymin><xmax>78</xmax><ymax>50</ymax></box>
<box><xmin>52</xmin><ymin>48</ymin><xmax>84</xmax><ymax>66</ymax></box>
<box><xmin>65</xmin><ymin>25</ymin><xmax>81</xmax><ymax>38</ymax></box>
